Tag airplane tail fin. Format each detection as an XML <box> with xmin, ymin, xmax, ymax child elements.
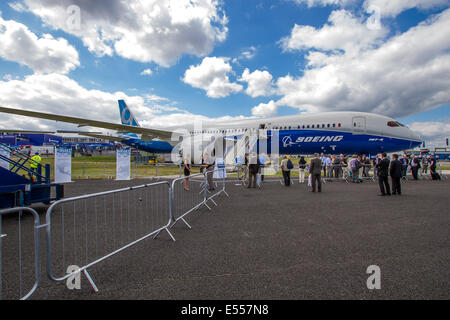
<box><xmin>118</xmin><ymin>100</ymin><xmax>140</xmax><ymax>127</ymax></box>
<box><xmin>118</xmin><ymin>100</ymin><xmax>139</xmax><ymax>138</ymax></box>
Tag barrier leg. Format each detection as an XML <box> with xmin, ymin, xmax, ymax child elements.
<box><xmin>207</xmin><ymin>197</ymin><xmax>218</xmax><ymax>207</ymax></box>
<box><xmin>153</xmin><ymin>227</ymin><xmax>176</xmax><ymax>242</ymax></box>
<box><xmin>222</xmin><ymin>177</ymin><xmax>230</xmax><ymax>198</ymax></box>
<box><xmin>83</xmin><ymin>269</ymin><xmax>99</xmax><ymax>293</ymax></box>
<box><xmin>177</xmin><ymin>217</ymin><xmax>192</xmax><ymax>229</ymax></box>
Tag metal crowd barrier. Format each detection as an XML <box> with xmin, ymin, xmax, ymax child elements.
<box><xmin>0</xmin><ymin>207</ymin><xmax>42</xmax><ymax>300</ymax></box>
<box><xmin>328</xmin><ymin>164</ymin><xmax>376</xmax><ymax>183</ymax></box>
<box><xmin>45</xmin><ymin>181</ymin><xmax>174</xmax><ymax>292</ymax></box>
<box><xmin>205</xmin><ymin>168</ymin><xmax>230</xmax><ymax>205</ymax></box>
<box><xmin>322</xmin><ymin>164</ymin><xmax>349</xmax><ymax>183</ymax></box>
<box><xmin>418</xmin><ymin>169</ymin><xmax>432</xmax><ymax>180</ymax></box>
<box><xmin>1</xmin><ymin>170</ymin><xmax>232</xmax><ymax>298</ymax></box>
<box><xmin>359</xmin><ymin>165</ymin><xmax>376</xmax><ymax>182</ymax></box>
<box><xmin>171</xmin><ymin>172</ymin><xmax>208</xmax><ymax>229</ymax></box>
<box><xmin>170</xmin><ymin>169</ymin><xmax>229</xmax><ymax>230</ymax></box>
<box><xmin>437</xmin><ymin>164</ymin><xmax>447</xmax><ymax>180</ymax></box>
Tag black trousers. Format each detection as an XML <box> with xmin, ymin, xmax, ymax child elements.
<box><xmin>311</xmin><ymin>173</ymin><xmax>321</xmax><ymax>192</ymax></box>
<box><xmin>333</xmin><ymin>166</ymin><xmax>340</xmax><ymax>178</ymax></box>
<box><xmin>282</xmin><ymin>170</ymin><xmax>291</xmax><ymax>186</ymax></box>
<box><xmin>411</xmin><ymin>167</ymin><xmax>419</xmax><ymax>180</ymax></box>
<box><xmin>391</xmin><ymin>177</ymin><xmax>401</xmax><ymax>195</ymax></box>
<box><xmin>378</xmin><ymin>175</ymin><xmax>391</xmax><ymax>195</ymax></box>
<box><xmin>248</xmin><ymin>172</ymin><xmax>257</xmax><ymax>188</ymax></box>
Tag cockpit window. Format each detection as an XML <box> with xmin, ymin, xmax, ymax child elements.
<box><xmin>387</xmin><ymin>121</ymin><xmax>400</xmax><ymax>127</ymax></box>
<box><xmin>396</xmin><ymin>121</ymin><xmax>405</xmax><ymax>127</ymax></box>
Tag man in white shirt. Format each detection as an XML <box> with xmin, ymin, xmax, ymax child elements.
<box><xmin>320</xmin><ymin>152</ymin><xmax>326</xmax><ymax>177</ymax></box>
<box><xmin>324</xmin><ymin>155</ymin><xmax>333</xmax><ymax>178</ymax></box>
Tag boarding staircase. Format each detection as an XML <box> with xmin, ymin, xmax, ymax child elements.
<box><xmin>224</xmin><ymin>129</ymin><xmax>259</xmax><ymax>166</ymax></box>
<box><xmin>0</xmin><ymin>142</ymin><xmax>63</xmax><ymax>208</ymax></box>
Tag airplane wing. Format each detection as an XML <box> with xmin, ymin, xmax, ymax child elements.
<box><xmin>71</xmin><ymin>132</ymin><xmax>127</xmax><ymax>142</ymax></box>
<box><xmin>0</xmin><ymin>106</ymin><xmax>173</xmax><ymax>141</ymax></box>
<box><xmin>0</xmin><ymin>129</ymin><xmax>56</xmax><ymax>134</ymax></box>
<box><xmin>1</xmin><ymin>128</ymin><xmax>127</xmax><ymax>142</ymax></box>
<box><xmin>54</xmin><ymin>130</ymin><xmax>127</xmax><ymax>142</ymax></box>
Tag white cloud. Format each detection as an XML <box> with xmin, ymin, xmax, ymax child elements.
<box><xmin>22</xmin><ymin>0</ymin><xmax>228</xmax><ymax>67</ymax></box>
<box><xmin>239</xmin><ymin>68</ymin><xmax>275</xmax><ymax>98</ymax></box>
<box><xmin>140</xmin><ymin>69</ymin><xmax>153</xmax><ymax>76</ymax></box>
<box><xmin>8</xmin><ymin>2</ymin><xmax>27</xmax><ymax>12</ymax></box>
<box><xmin>293</xmin><ymin>0</ymin><xmax>356</xmax><ymax>7</ymax></box>
<box><xmin>294</xmin><ymin>0</ymin><xmax>449</xmax><ymax>18</ymax></box>
<box><xmin>182</xmin><ymin>57</ymin><xmax>243</xmax><ymax>98</ymax></box>
<box><xmin>145</xmin><ymin>94</ymin><xmax>169</xmax><ymax>102</ymax></box>
<box><xmin>232</xmin><ymin>46</ymin><xmax>258</xmax><ymax>64</ymax></box>
<box><xmin>0</xmin><ymin>73</ymin><xmax>250</xmax><ymax>131</ymax></box>
<box><xmin>281</xmin><ymin>10</ymin><xmax>388</xmax><ymax>54</ymax></box>
<box><xmin>363</xmin><ymin>0</ymin><xmax>450</xmax><ymax>18</ymax></box>
<box><xmin>408</xmin><ymin>121</ymin><xmax>450</xmax><ymax>148</ymax></box>
<box><xmin>0</xmin><ymin>16</ymin><xmax>79</xmax><ymax>74</ymax></box>
<box><xmin>270</xmin><ymin>8</ymin><xmax>450</xmax><ymax>118</ymax></box>
<box><xmin>251</xmin><ymin>100</ymin><xmax>279</xmax><ymax>117</ymax></box>
<box><xmin>240</xmin><ymin>46</ymin><xmax>257</xmax><ymax>60</ymax></box>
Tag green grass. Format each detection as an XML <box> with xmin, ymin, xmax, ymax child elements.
<box><xmin>11</xmin><ymin>156</ymin><xmax>182</xmax><ymax>180</ymax></box>
<box><xmin>9</xmin><ymin>155</ymin><xmax>448</xmax><ymax>181</ymax></box>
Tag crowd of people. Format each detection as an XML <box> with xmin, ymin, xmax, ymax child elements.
<box><xmin>241</xmin><ymin>152</ymin><xmax>443</xmax><ymax>194</ymax></box>
<box><xmin>181</xmin><ymin>151</ymin><xmax>442</xmax><ymax>194</ymax></box>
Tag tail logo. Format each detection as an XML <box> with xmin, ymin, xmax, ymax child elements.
<box><xmin>121</xmin><ymin>107</ymin><xmax>133</xmax><ymax>125</ymax></box>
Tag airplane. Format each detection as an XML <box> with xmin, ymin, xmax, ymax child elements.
<box><xmin>0</xmin><ymin>101</ymin><xmax>422</xmax><ymax>163</ymax></box>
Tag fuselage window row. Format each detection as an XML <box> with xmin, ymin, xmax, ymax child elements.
<box><xmin>189</xmin><ymin>123</ymin><xmax>342</xmax><ymax>134</ymax></box>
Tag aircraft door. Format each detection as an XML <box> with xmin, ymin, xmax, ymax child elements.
<box><xmin>352</xmin><ymin>116</ymin><xmax>366</xmax><ymax>134</ymax></box>
<box><xmin>258</xmin><ymin>123</ymin><xmax>271</xmax><ymax>139</ymax></box>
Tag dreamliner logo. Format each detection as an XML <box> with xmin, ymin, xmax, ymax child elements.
<box><xmin>282</xmin><ymin>136</ymin><xmax>296</xmax><ymax>147</ymax></box>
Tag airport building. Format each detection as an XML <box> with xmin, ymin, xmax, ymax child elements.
<box><xmin>405</xmin><ymin>147</ymin><xmax>450</xmax><ymax>160</ymax></box>
<box><xmin>0</xmin><ymin>133</ymin><xmax>62</xmax><ymax>147</ymax></box>
<box><xmin>0</xmin><ymin>132</ymin><xmax>116</xmax><ymax>155</ymax></box>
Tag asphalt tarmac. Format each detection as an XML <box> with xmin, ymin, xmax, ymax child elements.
<box><xmin>1</xmin><ymin>175</ymin><xmax>449</xmax><ymax>300</ymax></box>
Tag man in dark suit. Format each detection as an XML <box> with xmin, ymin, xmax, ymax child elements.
<box><xmin>411</xmin><ymin>155</ymin><xmax>420</xmax><ymax>180</ymax></box>
<box><xmin>390</xmin><ymin>154</ymin><xmax>402</xmax><ymax>195</ymax></box>
<box><xmin>376</xmin><ymin>152</ymin><xmax>391</xmax><ymax>196</ymax></box>
<box><xmin>429</xmin><ymin>154</ymin><xmax>441</xmax><ymax>180</ymax></box>
<box><xmin>310</xmin><ymin>153</ymin><xmax>322</xmax><ymax>192</ymax></box>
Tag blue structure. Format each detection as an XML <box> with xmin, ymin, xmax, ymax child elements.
<box><xmin>0</xmin><ymin>143</ymin><xmax>63</xmax><ymax>209</ymax></box>
<box><xmin>405</xmin><ymin>148</ymin><xmax>450</xmax><ymax>160</ymax></box>
<box><xmin>0</xmin><ymin>133</ymin><xmax>62</xmax><ymax>146</ymax></box>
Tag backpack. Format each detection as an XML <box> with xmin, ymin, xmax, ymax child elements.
<box><xmin>287</xmin><ymin>159</ymin><xmax>294</xmax><ymax>170</ymax></box>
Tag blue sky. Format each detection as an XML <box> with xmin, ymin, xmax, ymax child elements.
<box><xmin>0</xmin><ymin>0</ymin><xmax>449</xmax><ymax>146</ymax></box>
